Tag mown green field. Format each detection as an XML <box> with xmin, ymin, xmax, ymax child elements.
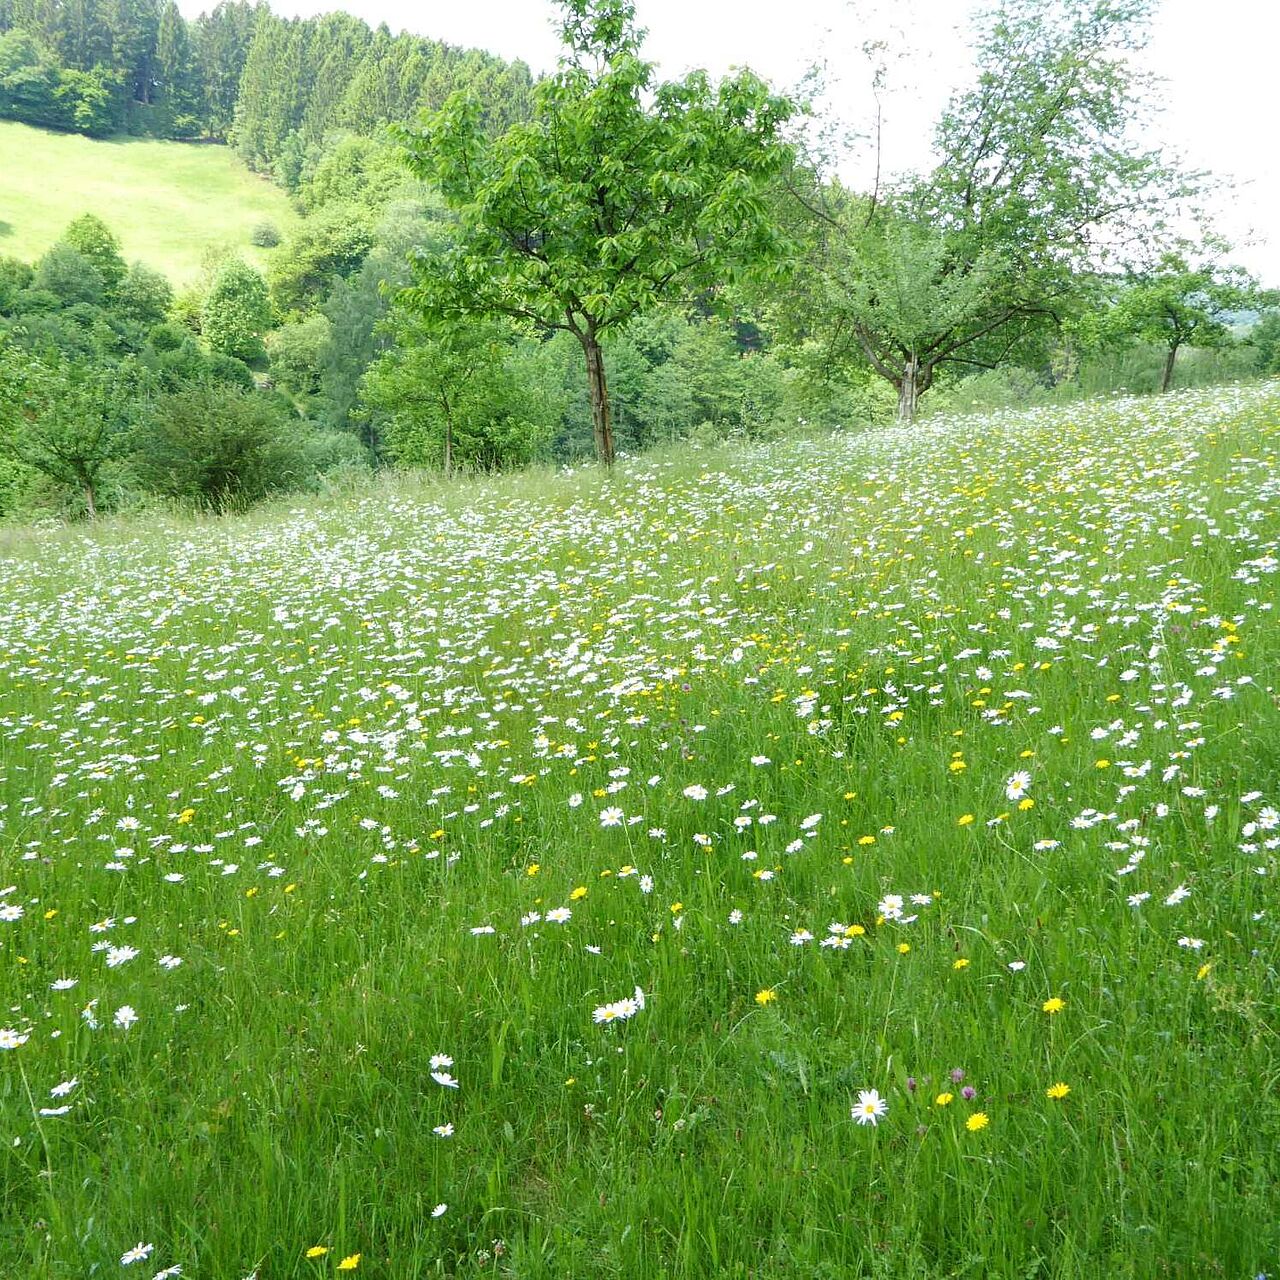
<box><xmin>1</xmin><ymin>385</ymin><xmax>1278</xmax><ymax>1278</ymax></box>
<box><xmin>0</xmin><ymin>121</ymin><xmax>295</xmax><ymax>284</ymax></box>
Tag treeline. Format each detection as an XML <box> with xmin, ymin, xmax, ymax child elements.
<box><xmin>3</xmin><ymin>0</ymin><xmax>1280</xmax><ymax>522</ymax></box>
<box><xmin>0</xmin><ymin>140</ymin><xmax>837</xmax><ymax>517</ymax></box>
<box><xmin>0</xmin><ymin>210</ymin><xmax>365</xmax><ymax>516</ymax></box>
<box><xmin>0</xmin><ymin>0</ymin><xmax>532</xmax><ymax>160</ymax></box>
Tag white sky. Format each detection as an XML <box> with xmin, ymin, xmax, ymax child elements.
<box><xmin>182</xmin><ymin>0</ymin><xmax>1279</xmax><ymax>284</ymax></box>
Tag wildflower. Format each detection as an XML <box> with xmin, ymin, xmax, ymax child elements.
<box><xmin>336</xmin><ymin>1255</ymin><xmax>360</xmax><ymax>1270</ymax></box>
<box><xmin>1005</xmin><ymin>771</ymin><xmax>1032</xmax><ymax>800</ymax></box>
<box><xmin>114</xmin><ymin>1005</ymin><xmax>139</xmax><ymax>1030</ymax></box>
<box><xmin>966</xmin><ymin>1112</ymin><xmax>990</xmax><ymax>1132</ymax></box>
<box><xmin>953</xmin><ymin>958</ymin><xmax>970</xmax><ymax>970</ymax></box>
<box><xmin>569</xmin><ymin>886</ymin><xmax>587</xmax><ymax>900</ymax></box>
<box><xmin>429</xmin><ymin>1053</ymin><xmax>453</xmax><ymax>1070</ymax></box>
<box><xmin>431</xmin><ymin>1204</ymin><xmax>448</xmax><ymax>1218</ymax></box>
<box><xmin>852</xmin><ymin>1088</ymin><xmax>888</xmax><ymax>1126</ymax></box>
<box><xmin>599</xmin><ymin>807</ymin><xmax>624</xmax><ymax>827</ymax></box>
<box><xmin>431</xmin><ymin>1071</ymin><xmax>459</xmax><ymax>1089</ymax></box>
<box><xmin>1042</xmin><ymin>997</ymin><xmax>1066</xmax><ymax>1015</ymax></box>
<box><xmin>305</xmin><ymin>1246</ymin><xmax>329</xmax><ymax>1258</ymax></box>
<box><xmin>433</xmin><ymin>1123</ymin><xmax>454</xmax><ymax>1138</ymax></box>
<box><xmin>754</xmin><ymin>988</ymin><xmax>777</xmax><ymax>1006</ymax></box>
<box><xmin>545</xmin><ymin>907</ymin><xmax>571</xmax><ymax>923</ymax></box>
<box><xmin>934</xmin><ymin>1092</ymin><xmax>954</xmax><ymax>1107</ymax></box>
<box><xmin>961</xmin><ymin>1086</ymin><xmax>976</xmax><ymax>1100</ymax></box>
<box><xmin>0</xmin><ymin>1027</ymin><xmax>30</xmax><ymax>1050</ymax></box>
<box><xmin>1046</xmin><ymin>1082</ymin><xmax>1070</xmax><ymax>1099</ymax></box>
<box><xmin>121</xmin><ymin>1243</ymin><xmax>155</xmax><ymax>1265</ymax></box>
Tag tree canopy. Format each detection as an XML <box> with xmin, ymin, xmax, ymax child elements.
<box><xmin>397</xmin><ymin>0</ymin><xmax>794</xmax><ymax>464</ymax></box>
<box><xmin>779</xmin><ymin>0</ymin><xmax>1201</xmax><ymax>420</ymax></box>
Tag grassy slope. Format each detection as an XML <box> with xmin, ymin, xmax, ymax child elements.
<box><xmin>0</xmin><ymin>386</ymin><xmax>1277</xmax><ymax>1278</ymax></box>
<box><xmin>0</xmin><ymin>120</ymin><xmax>296</xmax><ymax>285</ymax></box>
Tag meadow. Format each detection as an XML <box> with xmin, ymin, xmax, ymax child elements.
<box><xmin>0</xmin><ymin>384</ymin><xmax>1278</xmax><ymax>1279</ymax></box>
<box><xmin>0</xmin><ymin>122</ymin><xmax>295</xmax><ymax>284</ymax></box>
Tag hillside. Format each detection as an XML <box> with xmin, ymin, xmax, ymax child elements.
<box><xmin>0</xmin><ymin>121</ymin><xmax>296</xmax><ymax>284</ymax></box>
<box><xmin>0</xmin><ymin>385</ymin><xmax>1277</xmax><ymax>1277</ymax></box>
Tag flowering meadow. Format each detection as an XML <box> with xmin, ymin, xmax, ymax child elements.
<box><xmin>1</xmin><ymin>384</ymin><xmax>1278</xmax><ymax>1278</ymax></box>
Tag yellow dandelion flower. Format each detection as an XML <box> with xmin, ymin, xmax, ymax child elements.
<box><xmin>569</xmin><ymin>886</ymin><xmax>587</xmax><ymax>901</ymax></box>
<box><xmin>1042</xmin><ymin>996</ymin><xmax>1066</xmax><ymax>1014</ymax></box>
<box><xmin>1046</xmin><ymin>1082</ymin><xmax>1070</xmax><ymax>1100</ymax></box>
<box><xmin>934</xmin><ymin>1092</ymin><xmax>954</xmax><ymax>1107</ymax></box>
<box><xmin>897</xmin><ymin>942</ymin><xmax>911</xmax><ymax>954</ymax></box>
<box><xmin>966</xmin><ymin>1112</ymin><xmax>990</xmax><ymax>1132</ymax></box>
<box><xmin>754</xmin><ymin>988</ymin><xmax>777</xmax><ymax>1006</ymax></box>
<box><xmin>957</xmin><ymin>813</ymin><xmax>975</xmax><ymax>826</ymax></box>
<box><xmin>337</xmin><ymin>1254</ymin><xmax>361</xmax><ymax>1271</ymax></box>
<box><xmin>305</xmin><ymin>1245</ymin><xmax>329</xmax><ymax>1258</ymax></box>
<box><xmin>953</xmin><ymin>958</ymin><xmax>970</xmax><ymax>970</ymax></box>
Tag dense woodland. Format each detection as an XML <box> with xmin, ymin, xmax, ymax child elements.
<box><xmin>0</xmin><ymin>0</ymin><xmax>1277</xmax><ymax>518</ymax></box>
<box><xmin>0</xmin><ymin>0</ymin><xmax>533</xmax><ymax>151</ymax></box>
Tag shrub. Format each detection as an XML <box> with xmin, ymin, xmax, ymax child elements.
<box><xmin>33</xmin><ymin>245</ymin><xmax>104</xmax><ymax>307</ymax></box>
<box><xmin>201</xmin><ymin>258</ymin><xmax>271</xmax><ymax>363</ymax></box>
<box><xmin>251</xmin><ymin>221</ymin><xmax>281</xmax><ymax>248</ymax></box>
<box><xmin>0</xmin><ymin>257</ymin><xmax>34</xmax><ymax>315</ymax></box>
<box><xmin>267</xmin><ymin>315</ymin><xmax>331</xmax><ymax>396</ymax></box>
<box><xmin>131</xmin><ymin>384</ymin><xmax>307</xmax><ymax>510</ymax></box>
<box><xmin>114</xmin><ymin>263</ymin><xmax>174</xmax><ymax>327</ymax></box>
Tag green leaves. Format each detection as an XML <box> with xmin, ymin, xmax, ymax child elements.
<box><xmin>396</xmin><ymin>0</ymin><xmax>793</xmax><ymax>463</ymax></box>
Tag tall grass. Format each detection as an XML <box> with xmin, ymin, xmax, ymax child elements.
<box><xmin>0</xmin><ymin>384</ymin><xmax>1277</xmax><ymax>1278</ymax></box>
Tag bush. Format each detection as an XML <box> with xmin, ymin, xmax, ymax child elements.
<box><xmin>33</xmin><ymin>245</ymin><xmax>104</xmax><ymax>307</ymax></box>
<box><xmin>0</xmin><ymin>257</ymin><xmax>34</xmax><ymax>315</ymax></box>
<box><xmin>114</xmin><ymin>263</ymin><xmax>174</xmax><ymax>327</ymax></box>
<box><xmin>201</xmin><ymin>258</ymin><xmax>272</xmax><ymax>363</ymax></box>
<box><xmin>267</xmin><ymin>314</ymin><xmax>331</xmax><ymax>396</ymax></box>
<box><xmin>131</xmin><ymin>385</ymin><xmax>308</xmax><ymax>510</ymax></box>
<box><xmin>251</xmin><ymin>221</ymin><xmax>281</xmax><ymax>248</ymax></box>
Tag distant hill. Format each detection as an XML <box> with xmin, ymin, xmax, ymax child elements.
<box><xmin>0</xmin><ymin>120</ymin><xmax>296</xmax><ymax>285</ymax></box>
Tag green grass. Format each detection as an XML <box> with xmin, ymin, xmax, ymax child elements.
<box><xmin>0</xmin><ymin>385</ymin><xmax>1278</xmax><ymax>1278</ymax></box>
<box><xmin>0</xmin><ymin>120</ymin><xmax>296</xmax><ymax>285</ymax></box>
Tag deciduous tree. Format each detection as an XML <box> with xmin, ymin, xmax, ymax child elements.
<box><xmin>398</xmin><ymin>0</ymin><xmax>793</xmax><ymax>465</ymax></box>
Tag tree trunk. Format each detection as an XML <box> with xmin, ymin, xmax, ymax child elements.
<box><xmin>581</xmin><ymin>330</ymin><xmax>615</xmax><ymax>467</ymax></box>
<box><xmin>896</xmin><ymin>356</ymin><xmax>920</xmax><ymax>423</ymax></box>
<box><xmin>441</xmin><ymin>393</ymin><xmax>454</xmax><ymax>479</ymax></box>
<box><xmin>83</xmin><ymin>475</ymin><xmax>97</xmax><ymax>520</ymax></box>
<box><xmin>1160</xmin><ymin>342</ymin><xmax>1179</xmax><ymax>393</ymax></box>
